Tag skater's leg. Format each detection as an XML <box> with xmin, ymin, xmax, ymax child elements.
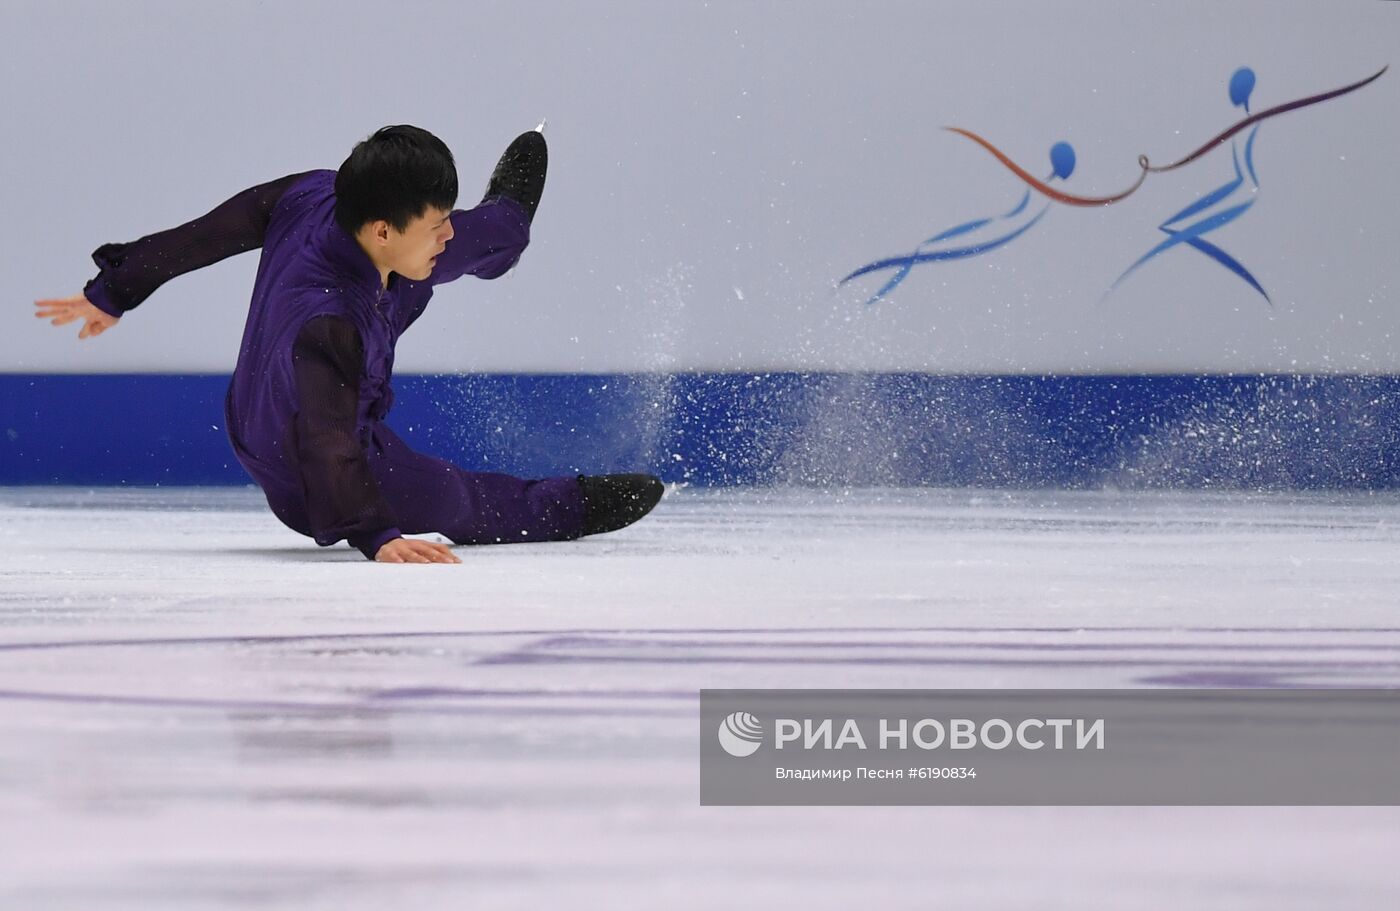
<box><xmin>430</xmin><ymin>130</ymin><xmax>548</xmax><ymax>284</ymax></box>
<box><xmin>366</xmin><ymin>424</ymin><xmax>586</xmax><ymax>545</ymax></box>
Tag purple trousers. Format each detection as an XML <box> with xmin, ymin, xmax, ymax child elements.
<box><xmin>264</xmin><ymin>423</ymin><xmax>587</xmax><ymax>554</ymax></box>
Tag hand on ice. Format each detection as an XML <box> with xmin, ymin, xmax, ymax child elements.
<box><xmin>34</xmin><ymin>292</ymin><xmax>119</xmax><ymax>340</ymax></box>
<box><xmin>375</xmin><ymin>537</ymin><xmax>462</xmax><ymax>564</ymax></box>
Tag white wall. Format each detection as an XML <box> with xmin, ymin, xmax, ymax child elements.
<box><xmin>6</xmin><ymin>0</ymin><xmax>1397</xmax><ymax>374</ymax></box>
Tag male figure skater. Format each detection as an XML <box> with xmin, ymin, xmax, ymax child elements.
<box><xmin>35</xmin><ymin>125</ymin><xmax>662</xmax><ymax>563</ymax></box>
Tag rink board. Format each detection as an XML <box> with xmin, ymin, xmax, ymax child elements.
<box><xmin>3</xmin><ymin>372</ymin><xmax>1399</xmax><ymax>488</ymax></box>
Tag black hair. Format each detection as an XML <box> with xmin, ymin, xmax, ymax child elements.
<box><xmin>334</xmin><ymin>125</ymin><xmax>458</xmax><ymax>236</ymax></box>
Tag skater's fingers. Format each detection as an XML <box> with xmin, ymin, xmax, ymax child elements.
<box><xmin>37</xmin><ymin>296</ymin><xmax>118</xmax><ymax>340</ymax></box>
<box><xmin>376</xmin><ymin>537</ymin><xmax>459</xmax><ymax>564</ymax></box>
<box><xmin>398</xmin><ymin>541</ymin><xmax>458</xmax><ymax>564</ymax></box>
<box><xmin>404</xmin><ymin>542</ymin><xmax>455</xmax><ymax>564</ymax></box>
<box><xmin>78</xmin><ymin>313</ymin><xmax>119</xmax><ymax>340</ymax></box>
<box><xmin>34</xmin><ymin>295</ymin><xmax>88</xmax><ymax>315</ymax></box>
<box><xmin>419</xmin><ymin>541</ymin><xmax>461</xmax><ymax>563</ymax></box>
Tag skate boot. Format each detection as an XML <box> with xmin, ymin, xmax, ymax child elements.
<box><xmin>577</xmin><ymin>474</ymin><xmax>664</xmax><ymax>536</ymax></box>
<box><xmin>483</xmin><ymin>130</ymin><xmax>547</xmax><ymax>223</ymax></box>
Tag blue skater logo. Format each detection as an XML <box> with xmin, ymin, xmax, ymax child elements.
<box><xmin>839</xmin><ymin>143</ymin><xmax>1078</xmax><ymax>306</ymax></box>
<box><xmin>1110</xmin><ymin>67</ymin><xmax>1268</xmax><ymax>303</ymax></box>
<box><xmin>840</xmin><ymin>64</ymin><xmax>1386</xmax><ymax>307</ymax></box>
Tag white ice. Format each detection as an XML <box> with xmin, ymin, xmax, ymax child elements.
<box><xmin>1</xmin><ymin>487</ymin><xmax>1398</xmax><ymax>909</ymax></box>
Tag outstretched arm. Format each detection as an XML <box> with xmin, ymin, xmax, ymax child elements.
<box><xmin>35</xmin><ymin>170</ymin><xmax>313</xmax><ymax>338</ymax></box>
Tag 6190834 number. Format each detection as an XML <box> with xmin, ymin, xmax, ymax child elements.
<box><xmin>907</xmin><ymin>767</ymin><xmax>977</xmax><ymax>780</ymax></box>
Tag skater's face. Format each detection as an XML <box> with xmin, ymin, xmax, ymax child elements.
<box><xmin>359</xmin><ymin>205</ymin><xmax>455</xmax><ymax>284</ymax></box>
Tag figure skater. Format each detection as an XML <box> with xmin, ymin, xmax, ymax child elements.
<box><xmin>34</xmin><ymin>125</ymin><xmax>662</xmax><ymax>563</ymax></box>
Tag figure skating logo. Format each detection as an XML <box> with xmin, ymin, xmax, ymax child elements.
<box><xmin>717</xmin><ymin>711</ymin><xmax>764</xmax><ymax>757</ymax></box>
<box><xmin>840</xmin><ymin>65</ymin><xmax>1387</xmax><ymax>307</ymax></box>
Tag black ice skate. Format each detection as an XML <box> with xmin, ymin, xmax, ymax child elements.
<box><xmin>483</xmin><ymin>130</ymin><xmax>547</xmax><ymax>224</ymax></box>
<box><xmin>577</xmin><ymin>474</ymin><xmax>664</xmax><ymax>536</ymax></box>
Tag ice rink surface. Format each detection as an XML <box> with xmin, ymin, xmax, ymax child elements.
<box><xmin>1</xmin><ymin>486</ymin><xmax>1398</xmax><ymax>909</ymax></box>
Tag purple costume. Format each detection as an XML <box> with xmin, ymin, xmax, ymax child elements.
<box><xmin>83</xmin><ymin>170</ymin><xmax>586</xmax><ymax>558</ymax></box>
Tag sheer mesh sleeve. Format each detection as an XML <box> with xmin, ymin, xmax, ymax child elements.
<box><xmin>82</xmin><ymin>171</ymin><xmax>313</xmax><ymax>317</ymax></box>
<box><xmin>290</xmin><ymin>315</ymin><xmax>402</xmax><ymax>560</ymax></box>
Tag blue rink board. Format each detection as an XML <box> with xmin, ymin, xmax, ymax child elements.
<box><xmin>2</xmin><ymin>373</ymin><xmax>1399</xmax><ymax>488</ymax></box>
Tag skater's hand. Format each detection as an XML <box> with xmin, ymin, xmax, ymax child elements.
<box><xmin>34</xmin><ymin>293</ymin><xmax>119</xmax><ymax>340</ymax></box>
<box><xmin>375</xmin><ymin>537</ymin><xmax>462</xmax><ymax>564</ymax></box>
